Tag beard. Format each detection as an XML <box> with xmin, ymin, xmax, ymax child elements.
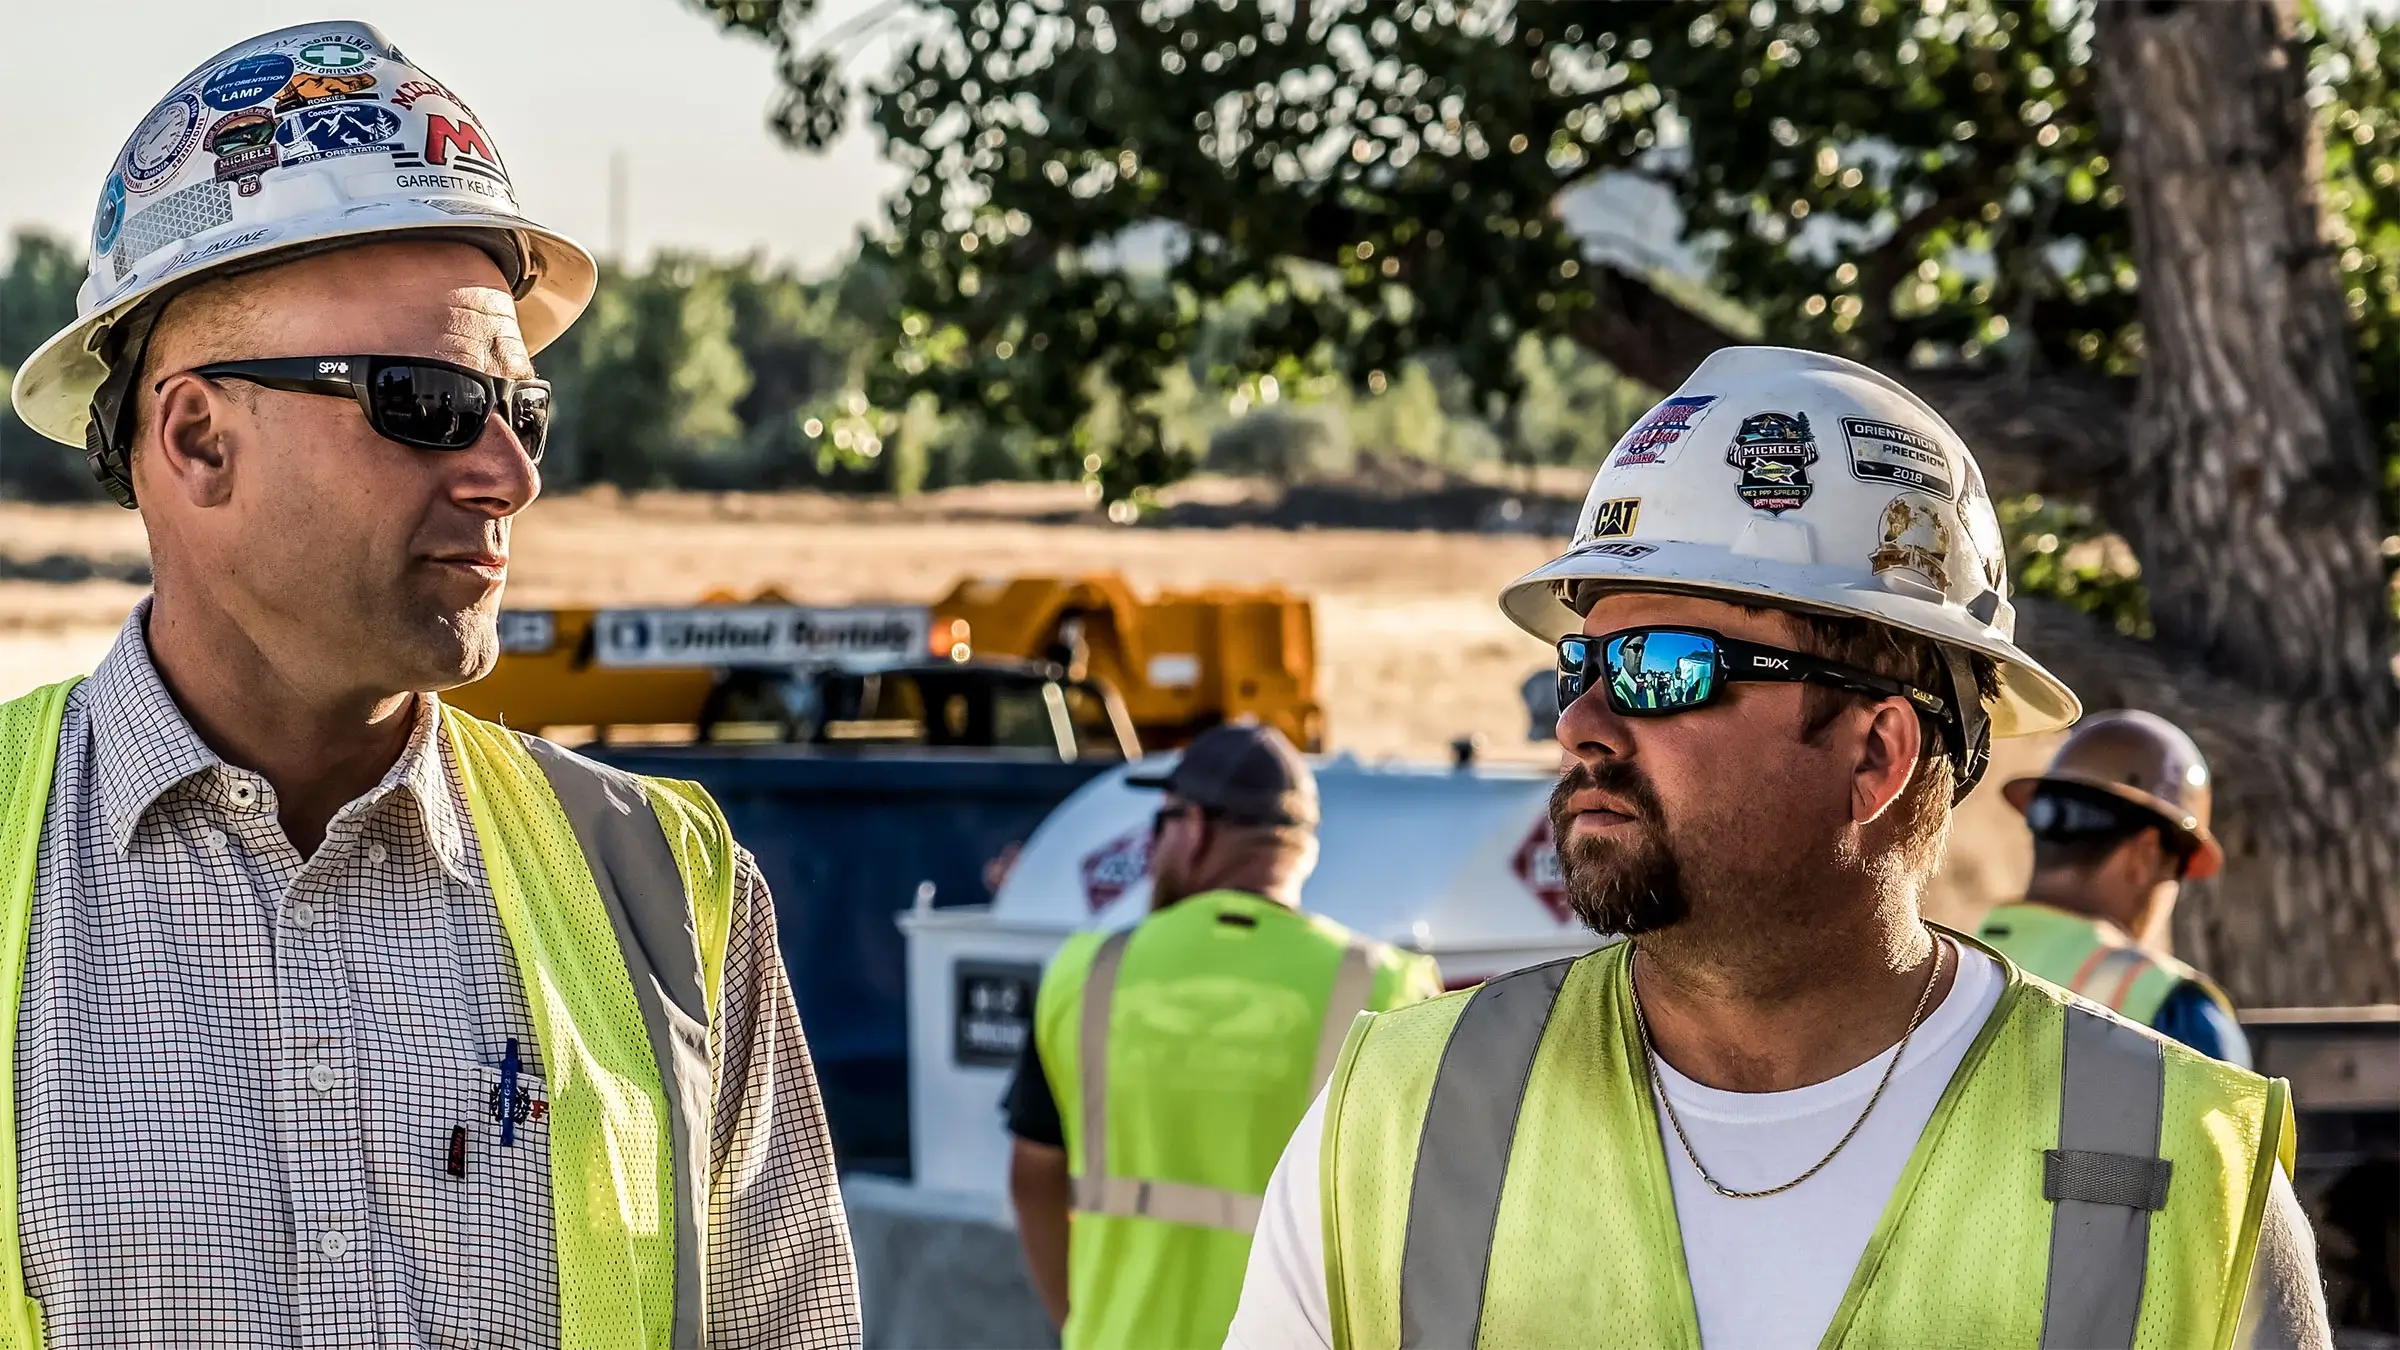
<box><xmin>1547</xmin><ymin>759</ymin><xmax>1688</xmax><ymax>936</ymax></box>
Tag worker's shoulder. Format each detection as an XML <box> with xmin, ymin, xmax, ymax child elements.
<box><xmin>2009</xmin><ymin>968</ymin><xmax>2271</xmax><ymax>1092</ymax></box>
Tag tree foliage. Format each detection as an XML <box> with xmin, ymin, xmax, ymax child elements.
<box><xmin>694</xmin><ymin>0</ymin><xmax>2400</xmax><ymax>570</ymax></box>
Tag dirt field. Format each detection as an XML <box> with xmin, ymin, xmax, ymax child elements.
<box><xmin>0</xmin><ymin>482</ymin><xmax>2052</xmax><ymax>926</ymax></box>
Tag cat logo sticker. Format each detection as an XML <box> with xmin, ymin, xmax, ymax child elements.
<box><xmin>1584</xmin><ymin>497</ymin><xmax>1640</xmax><ymax>540</ymax></box>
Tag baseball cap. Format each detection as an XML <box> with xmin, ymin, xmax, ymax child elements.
<box><xmin>1126</xmin><ymin>724</ymin><xmax>1319</xmax><ymax>828</ymax></box>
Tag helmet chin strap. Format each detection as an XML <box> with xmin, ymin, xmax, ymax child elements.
<box><xmin>1939</xmin><ymin>642</ymin><xmax>1992</xmax><ymax>805</ymax></box>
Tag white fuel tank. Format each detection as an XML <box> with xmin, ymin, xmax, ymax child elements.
<box><xmin>900</xmin><ymin>753</ymin><xmax>1601</xmax><ymax>1207</ymax></box>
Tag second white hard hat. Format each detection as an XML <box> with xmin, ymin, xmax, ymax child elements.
<box><xmin>1499</xmin><ymin>346</ymin><xmax>2079</xmax><ymax>739</ymax></box>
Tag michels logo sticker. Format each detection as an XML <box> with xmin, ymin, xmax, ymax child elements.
<box><xmin>1585</xmin><ymin>496</ymin><xmax>1640</xmax><ymax>539</ymax></box>
<box><xmin>1842</xmin><ymin>417</ymin><xmax>1955</xmax><ymax>501</ymax></box>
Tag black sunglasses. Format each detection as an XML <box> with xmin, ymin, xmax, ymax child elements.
<box><xmin>1557</xmin><ymin>626</ymin><xmax>1954</xmax><ymax>727</ymax></box>
<box><xmin>164</xmin><ymin>355</ymin><xmax>551</xmax><ymax>461</ymax></box>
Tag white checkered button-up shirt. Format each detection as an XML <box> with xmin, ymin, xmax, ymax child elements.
<box><xmin>16</xmin><ymin>605</ymin><xmax>860</xmax><ymax>1347</ymax></box>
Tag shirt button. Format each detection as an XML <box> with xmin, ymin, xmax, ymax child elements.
<box><xmin>365</xmin><ymin>842</ymin><xmax>389</xmax><ymax>868</ymax></box>
<box><xmin>201</xmin><ymin>827</ymin><xmax>228</xmax><ymax>854</ymax></box>
<box><xmin>308</xmin><ymin>1064</ymin><xmax>339</xmax><ymax>1092</ymax></box>
<box><xmin>228</xmin><ymin>781</ymin><xmax>259</xmax><ymax>810</ymax></box>
<box><xmin>319</xmin><ymin>1230</ymin><xmax>350</xmax><ymax>1260</ymax></box>
<box><xmin>290</xmin><ymin>901</ymin><xmax>318</xmax><ymax>929</ymax></box>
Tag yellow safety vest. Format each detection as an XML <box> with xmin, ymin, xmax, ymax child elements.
<box><xmin>1321</xmin><ymin>934</ymin><xmax>2293</xmax><ymax>1350</ymax></box>
<box><xmin>1035</xmin><ymin>889</ymin><xmax>1440</xmax><ymax>1350</ymax></box>
<box><xmin>1981</xmin><ymin>900</ymin><xmax>2237</xmax><ymax>1026</ymax></box>
<box><xmin>0</xmin><ymin>679</ymin><xmax>737</xmax><ymax>1349</ymax></box>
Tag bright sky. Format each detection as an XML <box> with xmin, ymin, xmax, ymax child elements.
<box><xmin>0</xmin><ymin>1</ymin><xmax>903</xmax><ymax>274</ymax></box>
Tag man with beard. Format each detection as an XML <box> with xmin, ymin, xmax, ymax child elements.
<box><xmin>1005</xmin><ymin>724</ymin><xmax>1439</xmax><ymax>1350</ymax></box>
<box><xmin>1</xmin><ymin>23</ymin><xmax>855</xmax><ymax>1345</ymax></box>
<box><xmin>1226</xmin><ymin>348</ymin><xmax>2328</xmax><ymax>1349</ymax></box>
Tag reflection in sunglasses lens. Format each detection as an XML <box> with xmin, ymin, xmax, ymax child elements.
<box><xmin>1607</xmin><ymin>630</ymin><xmax>1717</xmax><ymax>711</ymax></box>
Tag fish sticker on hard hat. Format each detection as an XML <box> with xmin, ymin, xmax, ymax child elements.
<box><xmin>1725</xmin><ymin>410</ymin><xmax>1818</xmax><ymax>514</ymax></box>
<box><xmin>1869</xmin><ymin>493</ymin><xmax>1954</xmax><ymax>593</ymax></box>
<box><xmin>1606</xmin><ymin>394</ymin><xmax>1718</xmax><ymax>470</ymax></box>
<box><xmin>273</xmin><ymin>72</ymin><xmax>378</xmax><ymax>114</ymax></box>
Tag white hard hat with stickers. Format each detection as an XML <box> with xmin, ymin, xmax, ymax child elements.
<box><xmin>1499</xmin><ymin>346</ymin><xmax>2080</xmax><ymax>794</ymax></box>
<box><xmin>8</xmin><ymin>20</ymin><xmax>596</xmax><ymax>504</ymax></box>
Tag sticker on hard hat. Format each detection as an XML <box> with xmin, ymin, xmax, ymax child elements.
<box><xmin>391</xmin><ymin>113</ymin><xmax>508</xmax><ymax>187</ymax></box>
<box><xmin>122</xmin><ymin>92</ymin><xmax>206</xmax><ymax>194</ymax></box>
<box><xmin>1584</xmin><ymin>497</ymin><xmax>1639</xmax><ymax>540</ymax></box>
<box><xmin>205</xmin><ymin>111</ymin><xmax>279</xmax><ymax>197</ymax></box>
<box><xmin>1869</xmin><ymin>493</ymin><xmax>1954</xmax><ymax>592</ymax></box>
<box><xmin>200</xmin><ymin>53</ymin><xmax>297</xmax><ymax>111</ymax></box>
<box><xmin>1725</xmin><ymin>411</ymin><xmax>1818</xmax><ymax>515</ymax></box>
<box><xmin>1842</xmin><ymin>417</ymin><xmax>1955</xmax><ymax>500</ymax></box>
<box><xmin>591</xmin><ymin>605</ymin><xmax>932</xmax><ymax>668</ymax></box>
<box><xmin>1568</xmin><ymin>540</ymin><xmax>1658</xmax><ymax>562</ymax></box>
<box><xmin>293</xmin><ymin>36</ymin><xmax>378</xmax><ymax>75</ymax></box>
<box><xmin>92</xmin><ymin>175</ymin><xmax>127</xmax><ymax>256</ymax></box>
<box><xmin>274</xmin><ymin>103</ymin><xmax>403</xmax><ymax>167</ymax></box>
<box><xmin>1606</xmin><ymin>394</ymin><xmax>1718</xmax><ymax>470</ymax></box>
<box><xmin>274</xmin><ymin>72</ymin><xmax>379</xmax><ymax>114</ymax></box>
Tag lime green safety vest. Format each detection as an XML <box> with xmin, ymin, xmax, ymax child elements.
<box><xmin>1035</xmin><ymin>889</ymin><xmax>1441</xmax><ymax>1350</ymax></box>
<box><xmin>1980</xmin><ymin>900</ymin><xmax>2238</xmax><ymax>1027</ymax></box>
<box><xmin>1321</xmin><ymin>934</ymin><xmax>2294</xmax><ymax>1350</ymax></box>
<box><xmin>0</xmin><ymin>680</ymin><xmax>738</xmax><ymax>1350</ymax></box>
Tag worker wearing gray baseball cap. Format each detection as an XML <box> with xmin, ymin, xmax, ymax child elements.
<box><xmin>1002</xmin><ymin>724</ymin><xmax>1439</xmax><ymax>1349</ymax></box>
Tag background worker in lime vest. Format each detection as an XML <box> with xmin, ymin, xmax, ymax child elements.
<box><xmin>0</xmin><ymin>22</ymin><xmax>856</xmax><ymax>1346</ymax></box>
<box><xmin>1227</xmin><ymin>347</ymin><xmax>2330</xmax><ymax>1350</ymax></box>
<box><xmin>1004</xmin><ymin>725</ymin><xmax>1440</xmax><ymax>1348</ymax></box>
<box><xmin>1981</xmin><ymin>710</ymin><xmax>2252</xmax><ymax>1066</ymax></box>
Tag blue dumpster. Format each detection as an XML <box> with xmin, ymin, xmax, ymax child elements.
<box><xmin>594</xmin><ymin>746</ymin><xmax>1109</xmax><ymax>1176</ymax></box>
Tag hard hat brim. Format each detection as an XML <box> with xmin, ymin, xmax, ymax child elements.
<box><xmin>1498</xmin><ymin>539</ymin><xmax>2082</xmax><ymax>740</ymax></box>
<box><xmin>9</xmin><ymin>211</ymin><xmax>597</xmax><ymax>449</ymax></box>
<box><xmin>2001</xmin><ymin>772</ymin><xmax>2225</xmax><ymax>880</ymax></box>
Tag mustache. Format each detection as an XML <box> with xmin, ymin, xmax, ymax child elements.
<box><xmin>1547</xmin><ymin>757</ymin><xmax>1664</xmax><ymax>826</ymax></box>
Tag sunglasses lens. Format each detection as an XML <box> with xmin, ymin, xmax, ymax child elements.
<box><xmin>510</xmin><ymin>383</ymin><xmax>552</xmax><ymax>462</ymax></box>
<box><xmin>370</xmin><ymin>363</ymin><xmax>491</xmax><ymax>449</ymax></box>
<box><xmin>1605</xmin><ymin>630</ymin><xmax>1718</xmax><ymax>712</ymax></box>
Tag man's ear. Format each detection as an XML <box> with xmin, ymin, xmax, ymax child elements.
<box><xmin>143</xmin><ymin>374</ymin><xmax>237</xmax><ymax>508</ymax></box>
<box><xmin>1851</xmin><ymin>698</ymin><xmax>1925</xmax><ymax>825</ymax></box>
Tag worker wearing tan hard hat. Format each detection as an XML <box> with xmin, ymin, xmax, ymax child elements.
<box><xmin>1980</xmin><ymin>710</ymin><xmax>2250</xmax><ymax>1067</ymax></box>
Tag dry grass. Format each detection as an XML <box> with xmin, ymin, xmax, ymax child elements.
<box><xmin>0</xmin><ymin>482</ymin><xmax>2048</xmax><ymax>927</ymax></box>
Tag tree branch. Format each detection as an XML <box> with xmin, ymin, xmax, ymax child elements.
<box><xmin>1563</xmin><ymin>263</ymin><xmax>2131</xmax><ymax>497</ymax></box>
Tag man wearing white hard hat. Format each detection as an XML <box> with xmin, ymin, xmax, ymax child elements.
<box><xmin>1227</xmin><ymin>348</ymin><xmax>2329</xmax><ymax>1348</ymax></box>
<box><xmin>1981</xmin><ymin>710</ymin><xmax>2253</xmax><ymax>1066</ymax></box>
<box><xmin>2</xmin><ymin>23</ymin><xmax>856</xmax><ymax>1346</ymax></box>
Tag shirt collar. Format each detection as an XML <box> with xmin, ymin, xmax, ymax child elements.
<box><xmin>84</xmin><ymin>599</ymin><xmax>471</xmax><ymax>881</ymax></box>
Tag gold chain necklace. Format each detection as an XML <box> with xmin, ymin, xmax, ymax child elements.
<box><xmin>1633</xmin><ymin>934</ymin><xmax>1948</xmax><ymax>1200</ymax></box>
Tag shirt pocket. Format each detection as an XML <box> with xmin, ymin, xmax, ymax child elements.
<box><xmin>423</xmin><ymin>1057</ymin><xmax>558</xmax><ymax>1350</ymax></box>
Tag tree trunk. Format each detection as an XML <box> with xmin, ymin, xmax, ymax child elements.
<box><xmin>2092</xmin><ymin>0</ymin><xmax>2400</xmax><ymax>1004</ymax></box>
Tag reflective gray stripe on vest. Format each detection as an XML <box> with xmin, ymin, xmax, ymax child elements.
<box><xmin>1397</xmin><ymin>956</ymin><xmax>1576</xmax><ymax>1350</ymax></box>
<box><xmin>1071</xmin><ymin>925</ymin><xmax>1383</xmax><ymax>1235</ymax></box>
<box><xmin>524</xmin><ymin>735</ymin><xmax>710</xmax><ymax>1350</ymax></box>
<box><xmin>2040</xmin><ymin>1004</ymin><xmax>2170</xmax><ymax>1350</ymax></box>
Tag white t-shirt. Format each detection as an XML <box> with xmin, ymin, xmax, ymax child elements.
<box><xmin>1223</xmin><ymin>942</ymin><xmax>2330</xmax><ymax>1350</ymax></box>
<box><xmin>1225</xmin><ymin>943</ymin><xmax>2001</xmax><ymax>1350</ymax></box>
